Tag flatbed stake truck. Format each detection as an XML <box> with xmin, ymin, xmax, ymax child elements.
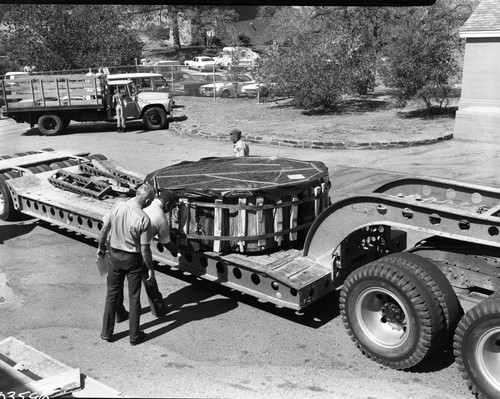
<box><xmin>0</xmin><ymin>73</ymin><xmax>173</xmax><ymax>135</ymax></box>
<box><xmin>0</xmin><ymin>150</ymin><xmax>499</xmax><ymax>399</ymax></box>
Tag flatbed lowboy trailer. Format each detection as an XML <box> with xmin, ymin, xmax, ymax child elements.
<box><xmin>0</xmin><ymin>149</ymin><xmax>499</xmax><ymax>399</ymax></box>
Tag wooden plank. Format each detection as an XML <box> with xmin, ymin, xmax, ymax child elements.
<box><xmin>321</xmin><ymin>182</ymin><xmax>329</xmax><ymax>210</ymax></box>
<box><xmin>289</xmin><ymin>195</ymin><xmax>298</xmax><ymax>241</ymax></box>
<box><xmin>274</xmin><ymin>199</ymin><xmax>283</xmax><ymax>245</ymax></box>
<box><xmin>256</xmin><ymin>196</ymin><xmax>266</xmax><ymax>248</ymax></box>
<box><xmin>238</xmin><ymin>197</ymin><xmax>247</xmax><ymax>252</ymax></box>
<box><xmin>179</xmin><ymin>199</ymin><xmax>191</xmax><ymax>236</ymax></box>
<box><xmin>213</xmin><ymin>198</ymin><xmax>223</xmax><ymax>252</ymax></box>
<box><xmin>314</xmin><ymin>186</ymin><xmax>321</xmax><ymax>217</ymax></box>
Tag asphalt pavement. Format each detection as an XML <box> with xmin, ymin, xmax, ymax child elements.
<box><xmin>0</xmin><ymin>116</ymin><xmax>498</xmax><ymax>398</ymax></box>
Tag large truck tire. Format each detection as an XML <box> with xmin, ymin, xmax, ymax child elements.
<box><xmin>143</xmin><ymin>107</ymin><xmax>168</xmax><ymax>130</ymax></box>
<box><xmin>38</xmin><ymin>114</ymin><xmax>64</xmax><ymax>136</ymax></box>
<box><xmin>453</xmin><ymin>294</ymin><xmax>500</xmax><ymax>399</ymax></box>
<box><xmin>0</xmin><ymin>175</ymin><xmax>19</xmax><ymax>221</ymax></box>
<box><xmin>382</xmin><ymin>252</ymin><xmax>462</xmax><ymax>341</ymax></box>
<box><xmin>339</xmin><ymin>259</ymin><xmax>445</xmax><ymax>369</ymax></box>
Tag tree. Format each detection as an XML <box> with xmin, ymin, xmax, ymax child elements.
<box><xmin>2</xmin><ymin>4</ymin><xmax>143</xmax><ymax>72</ymax></box>
<box><xmin>378</xmin><ymin>0</ymin><xmax>480</xmax><ymax>109</ymax></box>
<box><xmin>256</xmin><ymin>6</ymin><xmax>385</xmax><ymax>109</ymax></box>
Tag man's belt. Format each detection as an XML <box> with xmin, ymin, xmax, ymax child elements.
<box><xmin>111</xmin><ymin>247</ymin><xmax>139</xmax><ymax>255</ymax></box>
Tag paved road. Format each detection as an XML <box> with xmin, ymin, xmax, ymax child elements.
<box><xmin>1</xmin><ymin>118</ymin><xmax>497</xmax><ymax>398</ymax></box>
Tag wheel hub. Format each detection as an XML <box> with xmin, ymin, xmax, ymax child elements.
<box><xmin>477</xmin><ymin>327</ymin><xmax>500</xmax><ymax>390</ymax></box>
<box><xmin>357</xmin><ymin>287</ymin><xmax>410</xmax><ymax>348</ymax></box>
<box><xmin>381</xmin><ymin>302</ymin><xmax>406</xmax><ymax>331</ymax></box>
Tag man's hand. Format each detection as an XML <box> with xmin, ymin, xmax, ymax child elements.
<box><xmin>146</xmin><ymin>268</ymin><xmax>155</xmax><ymax>282</ymax></box>
<box><xmin>97</xmin><ymin>248</ymin><xmax>106</xmax><ymax>258</ymax></box>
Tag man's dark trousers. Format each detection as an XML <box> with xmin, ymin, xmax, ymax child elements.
<box><xmin>102</xmin><ymin>250</ymin><xmax>143</xmax><ymax>342</ymax></box>
<box><xmin>116</xmin><ymin>263</ymin><xmax>167</xmax><ymax>319</ymax></box>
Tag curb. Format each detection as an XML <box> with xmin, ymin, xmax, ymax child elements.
<box><xmin>170</xmin><ymin>125</ymin><xmax>454</xmax><ymax>150</ymax></box>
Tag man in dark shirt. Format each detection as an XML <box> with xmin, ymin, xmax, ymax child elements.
<box><xmin>97</xmin><ymin>183</ymin><xmax>155</xmax><ymax>345</ymax></box>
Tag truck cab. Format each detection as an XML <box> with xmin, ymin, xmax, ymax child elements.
<box><xmin>106</xmin><ymin>73</ymin><xmax>172</xmax><ymax>95</ymax></box>
<box><xmin>107</xmin><ymin>79</ymin><xmax>173</xmax><ymax>128</ymax></box>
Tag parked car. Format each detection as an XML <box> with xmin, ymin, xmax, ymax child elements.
<box><xmin>184</xmin><ymin>56</ymin><xmax>217</xmax><ymax>72</ymax></box>
<box><xmin>199</xmin><ymin>74</ymin><xmax>255</xmax><ymax>98</ymax></box>
<box><xmin>174</xmin><ymin>72</ymin><xmax>226</xmax><ymax>96</ymax></box>
<box><xmin>240</xmin><ymin>81</ymin><xmax>282</xmax><ymax>99</ymax></box>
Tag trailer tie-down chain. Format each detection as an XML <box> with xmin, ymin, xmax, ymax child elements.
<box><xmin>48</xmin><ymin>170</ymin><xmax>120</xmax><ymax>199</ymax></box>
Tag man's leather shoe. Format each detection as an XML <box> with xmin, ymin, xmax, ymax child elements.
<box><xmin>100</xmin><ymin>334</ymin><xmax>113</xmax><ymax>342</ymax></box>
<box><xmin>155</xmin><ymin>310</ymin><xmax>168</xmax><ymax>318</ymax></box>
<box><xmin>117</xmin><ymin>311</ymin><xmax>129</xmax><ymax>323</ymax></box>
<box><xmin>130</xmin><ymin>331</ymin><xmax>146</xmax><ymax>346</ymax></box>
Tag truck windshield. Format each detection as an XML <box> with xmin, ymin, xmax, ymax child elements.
<box><xmin>153</xmin><ymin>77</ymin><xmax>168</xmax><ymax>89</ymax></box>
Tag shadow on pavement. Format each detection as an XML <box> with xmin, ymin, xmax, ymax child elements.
<box><xmin>406</xmin><ymin>342</ymin><xmax>456</xmax><ymax>373</ymax></box>
<box><xmin>0</xmin><ymin>222</ymin><xmax>37</xmax><ymax>244</ymax></box>
<box><xmin>155</xmin><ymin>264</ymin><xmax>340</xmax><ymax>330</ymax></box>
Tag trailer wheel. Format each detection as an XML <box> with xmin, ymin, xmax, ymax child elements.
<box><xmin>0</xmin><ymin>155</ymin><xmax>12</xmax><ymax>160</ymax></box>
<box><xmin>0</xmin><ymin>175</ymin><xmax>18</xmax><ymax>221</ymax></box>
<box><xmin>36</xmin><ymin>165</ymin><xmax>51</xmax><ymax>173</ymax></box>
<box><xmin>143</xmin><ymin>107</ymin><xmax>167</xmax><ymax>130</ymax></box>
<box><xmin>454</xmin><ymin>295</ymin><xmax>500</xmax><ymax>399</ymax></box>
<box><xmin>382</xmin><ymin>252</ymin><xmax>461</xmax><ymax>340</ymax></box>
<box><xmin>38</xmin><ymin>114</ymin><xmax>64</xmax><ymax>136</ymax></box>
<box><xmin>87</xmin><ymin>154</ymin><xmax>107</xmax><ymax>161</ymax></box>
<box><xmin>49</xmin><ymin>162</ymin><xmax>66</xmax><ymax>170</ymax></box>
<box><xmin>3</xmin><ymin>171</ymin><xmax>20</xmax><ymax>179</ymax></box>
<box><xmin>340</xmin><ymin>259</ymin><xmax>445</xmax><ymax>369</ymax></box>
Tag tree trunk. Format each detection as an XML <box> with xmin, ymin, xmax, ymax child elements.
<box><xmin>172</xmin><ymin>12</ymin><xmax>181</xmax><ymax>51</ymax></box>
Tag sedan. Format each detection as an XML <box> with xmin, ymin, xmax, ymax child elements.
<box><xmin>199</xmin><ymin>74</ymin><xmax>255</xmax><ymax>98</ymax></box>
<box><xmin>184</xmin><ymin>57</ymin><xmax>217</xmax><ymax>72</ymax></box>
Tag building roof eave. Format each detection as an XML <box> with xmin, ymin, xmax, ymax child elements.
<box><xmin>460</xmin><ymin>31</ymin><xmax>500</xmax><ymax>39</ymax></box>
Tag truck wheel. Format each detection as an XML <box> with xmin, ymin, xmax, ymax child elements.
<box><xmin>0</xmin><ymin>155</ymin><xmax>12</xmax><ymax>160</ymax></box>
<box><xmin>382</xmin><ymin>252</ymin><xmax>462</xmax><ymax>341</ymax></box>
<box><xmin>38</xmin><ymin>114</ymin><xmax>64</xmax><ymax>136</ymax></box>
<box><xmin>0</xmin><ymin>175</ymin><xmax>18</xmax><ymax>221</ymax></box>
<box><xmin>339</xmin><ymin>259</ymin><xmax>445</xmax><ymax>369</ymax></box>
<box><xmin>454</xmin><ymin>295</ymin><xmax>500</xmax><ymax>399</ymax></box>
<box><xmin>221</xmin><ymin>90</ymin><xmax>230</xmax><ymax>98</ymax></box>
<box><xmin>143</xmin><ymin>107</ymin><xmax>167</xmax><ymax>130</ymax></box>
